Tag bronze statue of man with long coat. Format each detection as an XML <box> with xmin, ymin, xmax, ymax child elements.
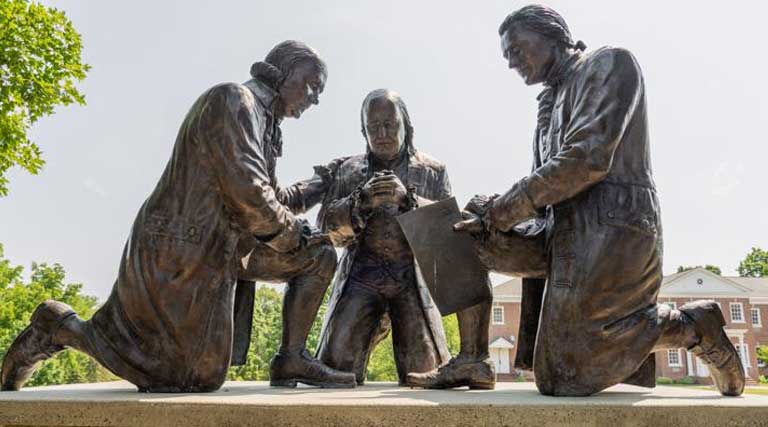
<box><xmin>409</xmin><ymin>5</ymin><xmax>746</xmax><ymax>397</ymax></box>
<box><xmin>313</xmin><ymin>89</ymin><xmax>451</xmax><ymax>384</ymax></box>
<box><xmin>1</xmin><ymin>41</ymin><xmax>355</xmax><ymax>392</ymax></box>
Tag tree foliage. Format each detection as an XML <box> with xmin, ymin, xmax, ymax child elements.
<box><xmin>738</xmin><ymin>247</ymin><xmax>768</xmax><ymax>278</ymax></box>
<box><xmin>757</xmin><ymin>345</ymin><xmax>768</xmax><ymax>367</ymax></box>
<box><xmin>0</xmin><ymin>243</ymin><xmax>116</xmax><ymax>386</ymax></box>
<box><xmin>0</xmin><ymin>0</ymin><xmax>89</xmax><ymax>196</ymax></box>
<box><xmin>676</xmin><ymin>265</ymin><xmax>722</xmax><ymax>275</ymax></box>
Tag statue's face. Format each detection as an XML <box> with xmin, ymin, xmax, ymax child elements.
<box><xmin>278</xmin><ymin>60</ymin><xmax>326</xmax><ymax>119</ymax></box>
<box><xmin>364</xmin><ymin>96</ymin><xmax>405</xmax><ymax>161</ymax></box>
<box><xmin>501</xmin><ymin>25</ymin><xmax>556</xmax><ymax>85</ymax></box>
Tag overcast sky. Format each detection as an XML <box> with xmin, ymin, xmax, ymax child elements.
<box><xmin>1</xmin><ymin>1</ymin><xmax>766</xmax><ymax>300</ymax></box>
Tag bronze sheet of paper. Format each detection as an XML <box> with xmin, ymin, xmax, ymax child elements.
<box><xmin>397</xmin><ymin>197</ymin><xmax>491</xmax><ymax>315</ymax></box>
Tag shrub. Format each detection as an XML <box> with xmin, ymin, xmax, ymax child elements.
<box><xmin>656</xmin><ymin>377</ymin><xmax>673</xmax><ymax>385</ymax></box>
<box><xmin>676</xmin><ymin>376</ymin><xmax>697</xmax><ymax>385</ymax></box>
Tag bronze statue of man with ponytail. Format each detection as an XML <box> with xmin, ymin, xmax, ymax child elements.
<box><xmin>1</xmin><ymin>40</ymin><xmax>356</xmax><ymax>392</ymax></box>
<box><xmin>409</xmin><ymin>5</ymin><xmax>746</xmax><ymax>397</ymax></box>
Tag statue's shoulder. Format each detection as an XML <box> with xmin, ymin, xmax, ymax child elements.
<box><xmin>411</xmin><ymin>150</ymin><xmax>446</xmax><ymax>173</ymax></box>
<box><xmin>581</xmin><ymin>46</ymin><xmax>641</xmax><ymax>74</ymax></box>
<box><xmin>336</xmin><ymin>154</ymin><xmax>367</xmax><ymax>173</ymax></box>
<box><xmin>205</xmin><ymin>82</ymin><xmax>252</xmax><ymax>100</ymax></box>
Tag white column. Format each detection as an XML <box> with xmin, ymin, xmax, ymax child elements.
<box><xmin>686</xmin><ymin>351</ymin><xmax>694</xmax><ymax>376</ymax></box>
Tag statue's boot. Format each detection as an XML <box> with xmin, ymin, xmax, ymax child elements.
<box><xmin>680</xmin><ymin>300</ymin><xmax>745</xmax><ymax>396</ymax></box>
<box><xmin>269</xmin><ymin>266</ymin><xmax>355</xmax><ymax>388</ymax></box>
<box><xmin>406</xmin><ymin>355</ymin><xmax>496</xmax><ymax>389</ymax></box>
<box><xmin>1</xmin><ymin>300</ymin><xmax>76</xmax><ymax>391</ymax></box>
<box><xmin>270</xmin><ymin>349</ymin><xmax>355</xmax><ymax>388</ymax></box>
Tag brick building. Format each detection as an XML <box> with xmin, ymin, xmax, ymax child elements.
<box><xmin>489</xmin><ymin>267</ymin><xmax>768</xmax><ymax>383</ymax></box>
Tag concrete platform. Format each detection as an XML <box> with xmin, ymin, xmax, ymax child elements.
<box><xmin>1</xmin><ymin>381</ymin><xmax>766</xmax><ymax>427</ymax></box>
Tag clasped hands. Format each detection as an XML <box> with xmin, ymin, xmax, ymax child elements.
<box><xmin>359</xmin><ymin>171</ymin><xmax>408</xmax><ymax>211</ymax></box>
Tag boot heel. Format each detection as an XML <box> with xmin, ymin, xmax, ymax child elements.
<box><xmin>270</xmin><ymin>378</ymin><xmax>298</xmax><ymax>388</ymax></box>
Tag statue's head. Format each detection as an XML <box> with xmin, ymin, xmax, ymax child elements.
<box><xmin>250</xmin><ymin>40</ymin><xmax>328</xmax><ymax>119</ymax></box>
<box><xmin>498</xmin><ymin>5</ymin><xmax>585</xmax><ymax>85</ymax></box>
<box><xmin>360</xmin><ymin>89</ymin><xmax>414</xmax><ymax>162</ymax></box>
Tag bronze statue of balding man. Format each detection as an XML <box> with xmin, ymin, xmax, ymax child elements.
<box><xmin>313</xmin><ymin>89</ymin><xmax>453</xmax><ymax>385</ymax></box>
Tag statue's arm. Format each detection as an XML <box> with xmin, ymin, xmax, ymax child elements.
<box><xmin>489</xmin><ymin>48</ymin><xmax>643</xmax><ymax>231</ymax></box>
<box><xmin>316</xmin><ymin>165</ymin><xmax>364</xmax><ymax>247</ymax></box>
<box><xmin>200</xmin><ymin>83</ymin><xmax>300</xmax><ymax>252</ymax></box>
<box><xmin>277</xmin><ymin>158</ymin><xmax>347</xmax><ymax>214</ymax></box>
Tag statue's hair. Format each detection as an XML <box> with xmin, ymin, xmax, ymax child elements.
<box><xmin>359</xmin><ymin>89</ymin><xmax>415</xmax><ymax>155</ymax></box>
<box><xmin>250</xmin><ymin>40</ymin><xmax>327</xmax><ymax>90</ymax></box>
<box><xmin>498</xmin><ymin>5</ymin><xmax>586</xmax><ymax>51</ymax></box>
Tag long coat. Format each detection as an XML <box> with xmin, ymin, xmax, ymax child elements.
<box><xmin>490</xmin><ymin>47</ymin><xmax>662</xmax><ymax>395</ymax></box>
<box><xmin>88</xmin><ymin>78</ymin><xmax>301</xmax><ymax>392</ymax></box>
<box><xmin>315</xmin><ymin>150</ymin><xmax>452</xmax><ymax>368</ymax></box>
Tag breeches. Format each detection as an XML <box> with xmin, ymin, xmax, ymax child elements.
<box><xmin>317</xmin><ymin>261</ymin><xmax>440</xmax><ymax>383</ymax></box>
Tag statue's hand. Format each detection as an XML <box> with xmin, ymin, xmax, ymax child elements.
<box><xmin>453</xmin><ymin>212</ymin><xmax>485</xmax><ymax>235</ymax></box>
<box><xmin>464</xmin><ymin>194</ymin><xmax>498</xmax><ymax>217</ymax></box>
<box><xmin>360</xmin><ymin>171</ymin><xmax>407</xmax><ymax>210</ymax></box>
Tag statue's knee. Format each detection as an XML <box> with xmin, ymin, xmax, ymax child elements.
<box><xmin>313</xmin><ymin>243</ymin><xmax>338</xmax><ymax>279</ymax></box>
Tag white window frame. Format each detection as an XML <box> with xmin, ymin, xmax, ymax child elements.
<box><xmin>751</xmin><ymin>308</ymin><xmax>762</xmax><ymax>327</ymax></box>
<box><xmin>730</xmin><ymin>303</ymin><xmax>745</xmax><ymax>323</ymax></box>
<box><xmin>667</xmin><ymin>349</ymin><xmax>682</xmax><ymax>367</ymax></box>
<box><xmin>736</xmin><ymin>344</ymin><xmax>752</xmax><ymax>368</ymax></box>
<box><xmin>492</xmin><ymin>306</ymin><xmax>505</xmax><ymax>325</ymax></box>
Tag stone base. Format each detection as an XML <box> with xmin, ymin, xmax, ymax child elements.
<box><xmin>1</xmin><ymin>381</ymin><xmax>766</xmax><ymax>427</ymax></box>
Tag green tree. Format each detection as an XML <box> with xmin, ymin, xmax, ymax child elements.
<box><xmin>227</xmin><ymin>286</ymin><xmax>283</xmax><ymax>381</ymax></box>
<box><xmin>366</xmin><ymin>313</ymin><xmax>461</xmax><ymax>382</ymax></box>
<box><xmin>0</xmin><ymin>0</ymin><xmax>89</xmax><ymax>196</ymax></box>
<box><xmin>0</xmin><ymin>243</ymin><xmax>116</xmax><ymax>386</ymax></box>
<box><xmin>227</xmin><ymin>285</ymin><xmax>331</xmax><ymax>381</ymax></box>
<box><xmin>676</xmin><ymin>265</ymin><xmax>722</xmax><ymax>275</ymax></box>
<box><xmin>757</xmin><ymin>345</ymin><xmax>768</xmax><ymax>367</ymax></box>
<box><xmin>738</xmin><ymin>247</ymin><xmax>768</xmax><ymax>278</ymax></box>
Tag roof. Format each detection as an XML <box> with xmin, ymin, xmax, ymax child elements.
<box><xmin>492</xmin><ymin>268</ymin><xmax>768</xmax><ymax>299</ymax></box>
<box><xmin>489</xmin><ymin>336</ymin><xmax>515</xmax><ymax>349</ymax></box>
<box><xmin>492</xmin><ymin>277</ymin><xmax>522</xmax><ymax>301</ymax></box>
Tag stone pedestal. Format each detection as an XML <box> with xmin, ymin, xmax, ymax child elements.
<box><xmin>1</xmin><ymin>381</ymin><xmax>765</xmax><ymax>427</ymax></box>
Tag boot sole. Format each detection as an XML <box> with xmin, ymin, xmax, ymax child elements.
<box><xmin>408</xmin><ymin>380</ymin><xmax>495</xmax><ymax>390</ymax></box>
<box><xmin>270</xmin><ymin>378</ymin><xmax>356</xmax><ymax>389</ymax></box>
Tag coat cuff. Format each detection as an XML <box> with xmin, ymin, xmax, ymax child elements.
<box><xmin>489</xmin><ymin>177</ymin><xmax>538</xmax><ymax>232</ymax></box>
<box><xmin>259</xmin><ymin>216</ymin><xmax>302</xmax><ymax>253</ymax></box>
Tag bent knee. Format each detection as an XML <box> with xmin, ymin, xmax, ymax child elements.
<box><xmin>311</xmin><ymin>243</ymin><xmax>338</xmax><ymax>279</ymax></box>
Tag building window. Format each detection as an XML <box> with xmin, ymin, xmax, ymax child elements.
<box><xmin>665</xmin><ymin>301</ymin><xmax>677</xmax><ymax>310</ymax></box>
<box><xmin>492</xmin><ymin>306</ymin><xmax>504</xmax><ymax>325</ymax></box>
<box><xmin>667</xmin><ymin>349</ymin><xmax>682</xmax><ymax>367</ymax></box>
<box><xmin>752</xmin><ymin>308</ymin><xmax>762</xmax><ymax>327</ymax></box>
<box><xmin>730</xmin><ymin>303</ymin><xmax>744</xmax><ymax>323</ymax></box>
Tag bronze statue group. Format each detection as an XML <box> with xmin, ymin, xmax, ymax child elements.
<box><xmin>1</xmin><ymin>5</ymin><xmax>745</xmax><ymax>397</ymax></box>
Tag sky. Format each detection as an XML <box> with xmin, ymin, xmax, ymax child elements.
<box><xmin>1</xmin><ymin>1</ymin><xmax>767</xmax><ymax>300</ymax></box>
